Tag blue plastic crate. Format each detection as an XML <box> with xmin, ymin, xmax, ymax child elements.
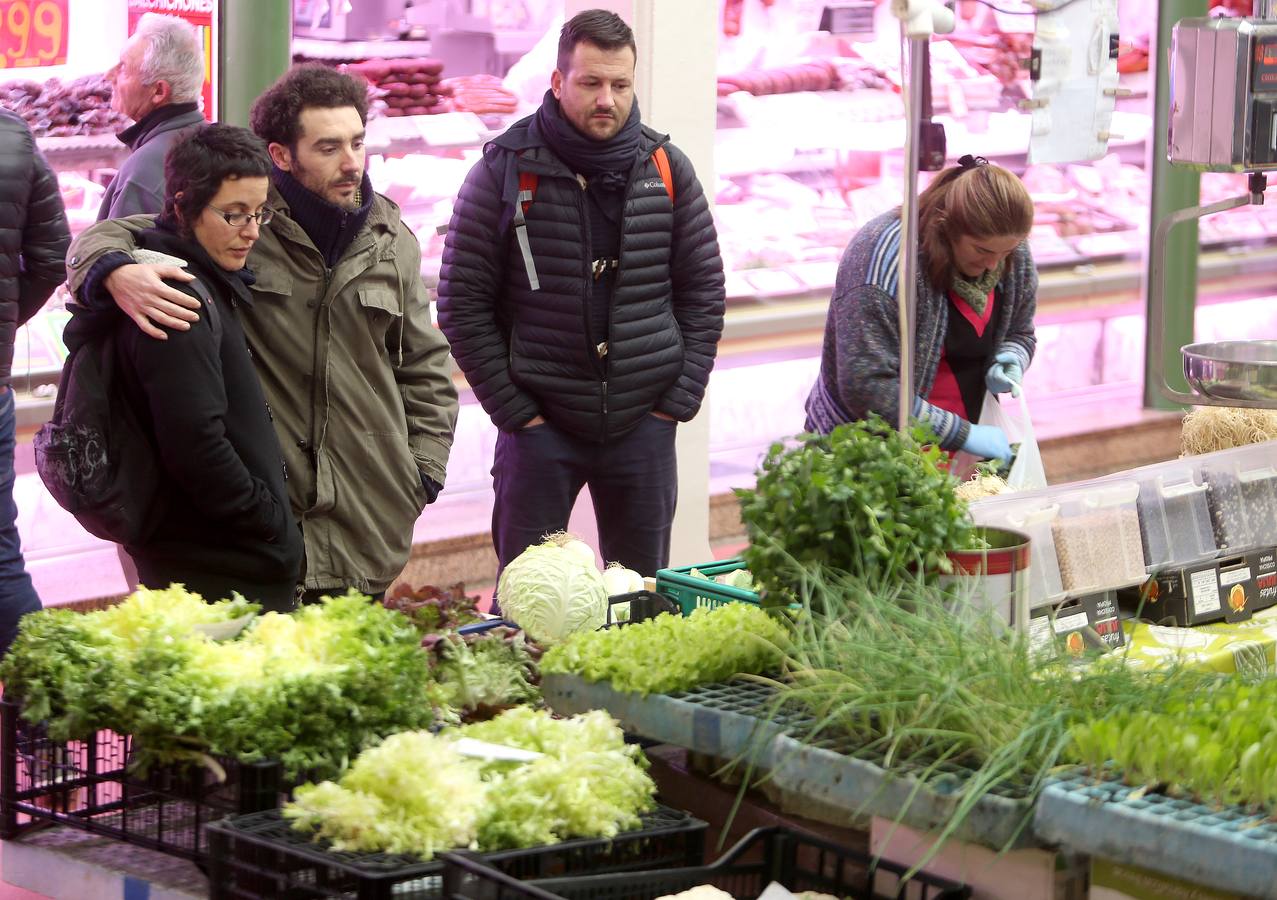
<box><xmin>1036</xmin><ymin>768</ymin><xmax>1277</xmax><ymax>897</ymax></box>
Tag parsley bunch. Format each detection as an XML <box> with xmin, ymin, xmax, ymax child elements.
<box><xmin>737</xmin><ymin>417</ymin><xmax>973</xmax><ymax>601</ymax></box>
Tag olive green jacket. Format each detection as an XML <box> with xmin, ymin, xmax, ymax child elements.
<box><xmin>66</xmin><ymin>185</ymin><xmax>459</xmax><ymax>594</ymax></box>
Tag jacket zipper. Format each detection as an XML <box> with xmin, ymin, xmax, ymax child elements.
<box><xmin>597</xmin><ymin>154</ymin><xmax>650</xmax><ymax>441</ymax></box>
<box><xmin>575</xmin><ymin>183</ymin><xmax>602</xmax><ymax>378</ymax></box>
<box><xmin>574</xmin><ymin>181</ymin><xmax>610</xmax><ymax>442</ymax></box>
<box><xmin>306</xmin><ymin>266</ymin><xmax>331</xmax><ymax>494</ymax></box>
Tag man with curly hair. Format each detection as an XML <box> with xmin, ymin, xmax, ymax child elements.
<box><xmin>64</xmin><ymin>64</ymin><xmax>458</xmax><ymax>603</ymax></box>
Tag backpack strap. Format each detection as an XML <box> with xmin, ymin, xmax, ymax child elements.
<box><xmin>652</xmin><ymin>147</ymin><xmax>675</xmax><ymax>203</ymax></box>
<box><xmin>185</xmin><ymin>278</ymin><xmax>224</xmax><ymax>345</ymax></box>
<box><xmin>515</xmin><ymin>170</ymin><xmax>540</xmax><ymax>291</ymax></box>
<box><xmin>511</xmin><ymin>146</ymin><xmax>673</xmax><ymax>292</ymax></box>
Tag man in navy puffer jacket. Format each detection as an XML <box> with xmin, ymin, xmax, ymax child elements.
<box><xmin>0</xmin><ymin>109</ymin><xmax>70</xmax><ymax>655</ymax></box>
<box><xmin>438</xmin><ymin>9</ymin><xmax>725</xmax><ymax>590</ymax></box>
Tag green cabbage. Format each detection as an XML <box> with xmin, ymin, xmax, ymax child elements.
<box><xmin>497</xmin><ymin>542</ymin><xmax>607</xmax><ymax>644</ymax></box>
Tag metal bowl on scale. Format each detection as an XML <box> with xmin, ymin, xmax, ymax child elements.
<box><xmin>1182</xmin><ymin>341</ymin><xmax>1277</xmax><ymax>402</ymax></box>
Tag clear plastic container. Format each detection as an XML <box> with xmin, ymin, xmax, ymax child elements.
<box><xmin>1199</xmin><ymin>443</ymin><xmax>1277</xmax><ymax>554</ymax></box>
<box><xmin>969</xmin><ymin>495</ymin><xmax>1066</xmax><ymax>609</ymax></box>
<box><xmin>1129</xmin><ymin>463</ymin><xmax>1217</xmax><ymax>570</ymax></box>
<box><xmin>1049</xmin><ymin>481</ymin><xmax>1147</xmax><ymax>595</ymax></box>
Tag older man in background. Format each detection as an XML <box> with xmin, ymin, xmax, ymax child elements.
<box><xmin>98</xmin><ymin>13</ymin><xmax>206</xmax><ymax>220</ymax></box>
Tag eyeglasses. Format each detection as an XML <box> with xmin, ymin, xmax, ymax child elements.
<box><xmin>207</xmin><ymin>205</ymin><xmax>275</xmax><ymax>228</ymax></box>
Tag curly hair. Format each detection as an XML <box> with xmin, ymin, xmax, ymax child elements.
<box><xmin>557</xmin><ymin>9</ymin><xmax>635</xmax><ymax>73</ymax></box>
<box><xmin>917</xmin><ymin>162</ymin><xmax>1033</xmax><ymax>290</ymax></box>
<box><xmin>248</xmin><ymin>63</ymin><xmax>368</xmax><ymax>149</ymax></box>
<box><xmin>162</xmin><ymin>124</ymin><xmax>271</xmax><ymax>237</ymax></box>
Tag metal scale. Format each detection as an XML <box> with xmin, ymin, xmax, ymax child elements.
<box><xmin>1150</xmin><ymin>1</ymin><xmax>1277</xmax><ymax>408</ymax></box>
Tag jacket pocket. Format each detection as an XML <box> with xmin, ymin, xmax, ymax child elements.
<box><xmin>252</xmin><ymin>268</ymin><xmax>293</xmax><ymax>299</ymax></box>
<box><xmin>364</xmin><ymin>430</ymin><xmax>426</xmax><ymax>528</ymax></box>
<box><xmin>359</xmin><ymin>288</ymin><xmax>403</xmax><ymax>343</ymax></box>
<box><xmin>508</xmin><ymin>326</ymin><xmax>527</xmax><ymax>385</ymax></box>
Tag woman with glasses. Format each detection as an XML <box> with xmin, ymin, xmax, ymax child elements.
<box><xmin>804</xmin><ymin>155</ymin><xmax>1039</xmax><ymax>464</ymax></box>
<box><xmin>67</xmin><ymin>124</ymin><xmax>302</xmax><ymax>610</ymax></box>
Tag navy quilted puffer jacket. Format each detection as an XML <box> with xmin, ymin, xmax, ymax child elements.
<box><xmin>437</xmin><ymin>118</ymin><xmax>725</xmax><ymax>442</ymax></box>
<box><xmin>0</xmin><ymin>109</ymin><xmax>70</xmax><ymax>386</ymax></box>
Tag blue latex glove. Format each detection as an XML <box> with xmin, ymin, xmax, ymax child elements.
<box><xmin>962</xmin><ymin>424</ymin><xmax>1013</xmax><ymax>464</ymax></box>
<box><xmin>985</xmin><ymin>351</ymin><xmax>1024</xmax><ymax>396</ymax></box>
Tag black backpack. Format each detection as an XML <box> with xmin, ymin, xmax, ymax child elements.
<box><xmin>35</xmin><ymin>279</ymin><xmax>221</xmax><ymax>546</ymax></box>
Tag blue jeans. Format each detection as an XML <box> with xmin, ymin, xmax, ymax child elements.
<box><xmin>0</xmin><ymin>388</ymin><xmax>40</xmax><ymax>656</ymax></box>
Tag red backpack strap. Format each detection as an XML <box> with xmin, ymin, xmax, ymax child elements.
<box><xmin>518</xmin><ymin>171</ymin><xmax>538</xmax><ymax>213</ymax></box>
<box><xmin>652</xmin><ymin>147</ymin><xmax>674</xmax><ymax>203</ymax></box>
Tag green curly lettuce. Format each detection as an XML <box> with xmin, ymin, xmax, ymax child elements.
<box><xmin>3</xmin><ymin>588</ymin><xmax>438</xmax><ymax>780</ymax></box>
<box><xmin>540</xmin><ymin>602</ymin><xmax>791</xmax><ymax>695</ymax></box>
<box><xmin>285</xmin><ymin>730</ymin><xmax>488</xmax><ymax>855</ymax></box>
<box><xmin>284</xmin><ymin>708</ymin><xmax>656</xmax><ymax>859</ymax></box>
<box><xmin>456</xmin><ymin>707</ymin><xmax>656</xmax><ymax>849</ymax></box>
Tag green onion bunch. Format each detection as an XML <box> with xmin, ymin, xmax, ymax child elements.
<box><xmin>749</xmin><ymin>544</ymin><xmax>1213</xmax><ymax>848</ymax></box>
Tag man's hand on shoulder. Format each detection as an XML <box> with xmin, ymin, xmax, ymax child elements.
<box><xmin>105</xmin><ymin>264</ymin><xmax>201</xmax><ymax>340</ymax></box>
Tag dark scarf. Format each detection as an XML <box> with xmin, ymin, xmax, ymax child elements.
<box><xmin>117</xmin><ymin>101</ymin><xmax>200</xmax><ymax>149</ymax></box>
<box><xmin>531</xmin><ymin>90</ymin><xmax>643</xmax><ymax>191</ymax></box>
<box><xmin>271</xmin><ymin>165</ymin><xmax>374</xmax><ymax>268</ymax></box>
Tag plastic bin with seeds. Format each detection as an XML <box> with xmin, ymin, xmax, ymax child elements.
<box><xmin>1127</xmin><ymin>462</ymin><xmax>1218</xmax><ymax>569</ymax></box>
<box><xmin>1049</xmin><ymin>482</ymin><xmax>1147</xmax><ymax>596</ymax></box>
<box><xmin>1199</xmin><ymin>442</ymin><xmax>1277</xmax><ymax>554</ymax></box>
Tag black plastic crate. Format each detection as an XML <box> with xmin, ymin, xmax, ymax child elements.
<box><xmin>441</xmin><ymin>826</ymin><xmax>971</xmax><ymax>900</ymax></box>
<box><xmin>206</xmin><ymin>804</ymin><xmax>706</xmax><ymax>900</ymax></box>
<box><xmin>0</xmin><ymin>698</ymin><xmax>282</xmax><ymax>864</ymax></box>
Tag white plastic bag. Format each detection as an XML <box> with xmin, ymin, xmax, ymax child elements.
<box><xmin>950</xmin><ymin>390</ymin><xmax>1046</xmax><ymax>492</ymax></box>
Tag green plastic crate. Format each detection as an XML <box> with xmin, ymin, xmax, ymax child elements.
<box><xmin>654</xmin><ymin>557</ymin><xmax>760</xmax><ymax>615</ymax></box>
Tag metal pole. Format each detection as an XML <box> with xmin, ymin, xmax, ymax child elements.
<box><xmin>898</xmin><ymin>33</ymin><xmax>927</xmax><ymax>434</ymax></box>
<box><xmin>1142</xmin><ymin>0</ymin><xmax>1207</xmax><ymax>410</ymax></box>
<box><xmin>218</xmin><ymin>0</ymin><xmax>292</xmax><ymax>127</ymax></box>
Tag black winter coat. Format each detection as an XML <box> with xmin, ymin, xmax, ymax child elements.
<box><xmin>0</xmin><ymin>109</ymin><xmax>70</xmax><ymax>385</ymax></box>
<box><xmin>437</xmin><ymin>119</ymin><xmax>725</xmax><ymax>441</ymax></box>
<box><xmin>64</xmin><ymin>227</ymin><xmax>302</xmax><ymax>607</ymax></box>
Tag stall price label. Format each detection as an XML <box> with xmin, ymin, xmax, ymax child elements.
<box><xmin>0</xmin><ymin>0</ymin><xmax>67</xmax><ymax>69</ymax></box>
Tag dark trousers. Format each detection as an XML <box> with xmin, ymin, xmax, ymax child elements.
<box><xmin>0</xmin><ymin>389</ymin><xmax>40</xmax><ymax>657</ymax></box>
<box><xmin>492</xmin><ymin>415</ymin><xmax>679</xmax><ymax>604</ymax></box>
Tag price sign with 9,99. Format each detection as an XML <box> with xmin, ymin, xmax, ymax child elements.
<box><xmin>0</xmin><ymin>0</ymin><xmax>67</xmax><ymax>69</ymax></box>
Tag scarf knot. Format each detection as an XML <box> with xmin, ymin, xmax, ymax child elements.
<box><xmin>531</xmin><ymin>90</ymin><xmax>642</xmax><ymax>191</ymax></box>
<box><xmin>951</xmin><ymin>260</ymin><xmax>1004</xmax><ymax>315</ymax></box>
